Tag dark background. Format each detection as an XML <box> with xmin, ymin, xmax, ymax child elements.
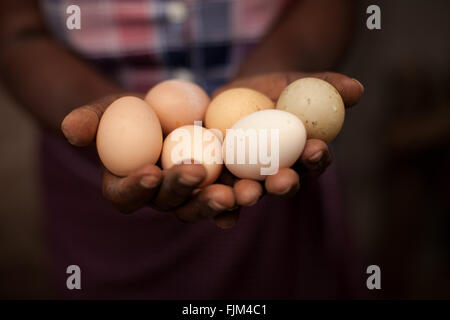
<box><xmin>0</xmin><ymin>0</ymin><xmax>449</xmax><ymax>299</ymax></box>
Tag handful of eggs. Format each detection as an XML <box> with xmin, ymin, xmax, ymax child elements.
<box><xmin>96</xmin><ymin>78</ymin><xmax>345</xmax><ymax>185</ymax></box>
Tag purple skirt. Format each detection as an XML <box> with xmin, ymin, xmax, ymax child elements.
<box><xmin>40</xmin><ymin>132</ymin><xmax>361</xmax><ymax>299</ymax></box>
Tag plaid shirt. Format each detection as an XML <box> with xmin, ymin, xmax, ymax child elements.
<box><xmin>41</xmin><ymin>0</ymin><xmax>292</xmax><ymax>93</ymax></box>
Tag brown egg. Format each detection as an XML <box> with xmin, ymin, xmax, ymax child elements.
<box><xmin>145</xmin><ymin>79</ymin><xmax>210</xmax><ymax>136</ymax></box>
<box><xmin>96</xmin><ymin>96</ymin><xmax>163</xmax><ymax>177</ymax></box>
<box><xmin>205</xmin><ymin>88</ymin><xmax>274</xmax><ymax>138</ymax></box>
<box><xmin>161</xmin><ymin>125</ymin><xmax>223</xmax><ymax>187</ymax></box>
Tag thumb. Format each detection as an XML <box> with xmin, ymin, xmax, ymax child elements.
<box><xmin>61</xmin><ymin>93</ymin><xmax>140</xmax><ymax>146</ymax></box>
<box><xmin>214</xmin><ymin>72</ymin><xmax>364</xmax><ymax>108</ymax></box>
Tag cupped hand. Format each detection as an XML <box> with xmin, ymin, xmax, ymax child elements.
<box><xmin>60</xmin><ymin>72</ymin><xmax>363</xmax><ymax>230</ymax></box>
<box><xmin>61</xmin><ymin>94</ymin><xmax>237</xmax><ymax>228</ymax></box>
<box><xmin>212</xmin><ymin>71</ymin><xmax>364</xmax><ymax>226</ymax></box>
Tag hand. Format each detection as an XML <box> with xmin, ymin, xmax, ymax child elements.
<box><xmin>212</xmin><ymin>71</ymin><xmax>364</xmax><ymax>224</ymax></box>
<box><xmin>60</xmin><ymin>72</ymin><xmax>363</xmax><ymax>230</ymax></box>
<box><xmin>61</xmin><ymin>93</ymin><xmax>237</xmax><ymax>228</ymax></box>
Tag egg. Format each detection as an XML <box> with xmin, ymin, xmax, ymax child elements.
<box><xmin>205</xmin><ymin>88</ymin><xmax>274</xmax><ymax>138</ymax></box>
<box><xmin>161</xmin><ymin>125</ymin><xmax>223</xmax><ymax>187</ymax></box>
<box><xmin>145</xmin><ymin>79</ymin><xmax>210</xmax><ymax>136</ymax></box>
<box><xmin>96</xmin><ymin>96</ymin><xmax>163</xmax><ymax>177</ymax></box>
<box><xmin>276</xmin><ymin>77</ymin><xmax>345</xmax><ymax>143</ymax></box>
<box><xmin>223</xmin><ymin>109</ymin><xmax>306</xmax><ymax>180</ymax></box>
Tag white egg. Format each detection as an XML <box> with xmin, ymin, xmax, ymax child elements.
<box><xmin>223</xmin><ymin>109</ymin><xmax>306</xmax><ymax>180</ymax></box>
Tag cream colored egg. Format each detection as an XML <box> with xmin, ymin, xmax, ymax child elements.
<box><xmin>161</xmin><ymin>125</ymin><xmax>223</xmax><ymax>187</ymax></box>
<box><xmin>205</xmin><ymin>88</ymin><xmax>274</xmax><ymax>138</ymax></box>
<box><xmin>145</xmin><ymin>79</ymin><xmax>210</xmax><ymax>136</ymax></box>
<box><xmin>276</xmin><ymin>77</ymin><xmax>345</xmax><ymax>143</ymax></box>
<box><xmin>223</xmin><ymin>109</ymin><xmax>306</xmax><ymax>180</ymax></box>
<box><xmin>96</xmin><ymin>96</ymin><xmax>163</xmax><ymax>177</ymax></box>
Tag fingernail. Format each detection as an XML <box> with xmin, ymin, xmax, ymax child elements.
<box><xmin>246</xmin><ymin>199</ymin><xmax>258</xmax><ymax>207</ymax></box>
<box><xmin>61</xmin><ymin>115</ymin><xmax>69</xmax><ymax>134</ymax></box>
<box><xmin>273</xmin><ymin>187</ymin><xmax>291</xmax><ymax>196</ymax></box>
<box><xmin>178</xmin><ymin>174</ymin><xmax>203</xmax><ymax>186</ymax></box>
<box><xmin>308</xmin><ymin>151</ymin><xmax>323</xmax><ymax>163</ymax></box>
<box><xmin>60</xmin><ymin>116</ymin><xmax>77</xmax><ymax>145</ymax></box>
<box><xmin>140</xmin><ymin>176</ymin><xmax>160</xmax><ymax>189</ymax></box>
<box><xmin>208</xmin><ymin>200</ymin><xmax>227</xmax><ymax>212</ymax></box>
<box><xmin>352</xmin><ymin>78</ymin><xmax>364</xmax><ymax>93</ymax></box>
<box><xmin>273</xmin><ymin>182</ymin><xmax>300</xmax><ymax>196</ymax></box>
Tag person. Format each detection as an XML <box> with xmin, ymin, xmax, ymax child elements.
<box><xmin>0</xmin><ymin>0</ymin><xmax>363</xmax><ymax>299</ymax></box>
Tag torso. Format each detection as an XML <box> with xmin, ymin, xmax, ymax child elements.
<box><xmin>38</xmin><ymin>0</ymin><xmax>355</xmax><ymax>299</ymax></box>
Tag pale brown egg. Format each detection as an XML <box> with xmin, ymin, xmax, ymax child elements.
<box><xmin>205</xmin><ymin>88</ymin><xmax>274</xmax><ymax>138</ymax></box>
<box><xmin>145</xmin><ymin>79</ymin><xmax>210</xmax><ymax>136</ymax></box>
<box><xmin>96</xmin><ymin>96</ymin><xmax>163</xmax><ymax>177</ymax></box>
<box><xmin>161</xmin><ymin>125</ymin><xmax>223</xmax><ymax>187</ymax></box>
<box><xmin>276</xmin><ymin>78</ymin><xmax>345</xmax><ymax>143</ymax></box>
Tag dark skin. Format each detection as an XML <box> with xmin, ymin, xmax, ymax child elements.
<box><xmin>0</xmin><ymin>0</ymin><xmax>363</xmax><ymax>229</ymax></box>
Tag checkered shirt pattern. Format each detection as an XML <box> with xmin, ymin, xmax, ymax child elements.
<box><xmin>40</xmin><ymin>0</ymin><xmax>292</xmax><ymax>93</ymax></box>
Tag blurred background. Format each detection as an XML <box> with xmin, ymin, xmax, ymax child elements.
<box><xmin>0</xmin><ymin>0</ymin><xmax>449</xmax><ymax>299</ymax></box>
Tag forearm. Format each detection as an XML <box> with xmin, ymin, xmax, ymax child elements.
<box><xmin>0</xmin><ymin>34</ymin><xmax>121</xmax><ymax>133</ymax></box>
<box><xmin>238</xmin><ymin>0</ymin><xmax>355</xmax><ymax>77</ymax></box>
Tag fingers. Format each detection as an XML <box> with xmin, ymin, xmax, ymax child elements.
<box><xmin>263</xmin><ymin>71</ymin><xmax>364</xmax><ymax>107</ymax></box>
<box><xmin>215</xmin><ymin>140</ymin><xmax>329</xmax><ymax>226</ymax></box>
<box><xmin>218</xmin><ymin>168</ymin><xmax>263</xmax><ymax>206</ymax></box>
<box><xmin>214</xmin><ymin>72</ymin><xmax>364</xmax><ymax>108</ymax></box>
<box><xmin>308</xmin><ymin>72</ymin><xmax>364</xmax><ymax>108</ymax></box>
<box><xmin>61</xmin><ymin>93</ymin><xmax>142</xmax><ymax>146</ymax></box>
<box><xmin>61</xmin><ymin>106</ymin><xmax>101</xmax><ymax>146</ymax></box>
<box><xmin>296</xmin><ymin>139</ymin><xmax>332</xmax><ymax>176</ymax></box>
<box><xmin>173</xmin><ymin>184</ymin><xmax>236</xmax><ymax>222</ymax></box>
<box><xmin>265</xmin><ymin>168</ymin><xmax>300</xmax><ymax>198</ymax></box>
<box><xmin>102</xmin><ymin>164</ymin><xmax>163</xmax><ymax>214</ymax></box>
<box><xmin>153</xmin><ymin>164</ymin><xmax>207</xmax><ymax>210</ymax></box>
<box><xmin>234</xmin><ymin>179</ymin><xmax>263</xmax><ymax>206</ymax></box>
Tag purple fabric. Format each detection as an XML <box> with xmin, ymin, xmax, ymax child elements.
<box><xmin>40</xmin><ymin>133</ymin><xmax>358</xmax><ymax>299</ymax></box>
<box><xmin>37</xmin><ymin>0</ymin><xmax>361</xmax><ymax>300</ymax></box>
